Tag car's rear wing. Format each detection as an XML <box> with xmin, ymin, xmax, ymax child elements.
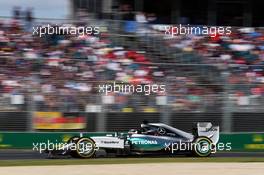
<box><xmin>194</xmin><ymin>122</ymin><xmax>220</xmax><ymax>145</ymax></box>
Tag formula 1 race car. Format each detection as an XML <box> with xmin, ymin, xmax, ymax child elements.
<box><xmin>45</xmin><ymin>122</ymin><xmax>219</xmax><ymax>158</ymax></box>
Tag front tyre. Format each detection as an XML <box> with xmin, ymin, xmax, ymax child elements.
<box><xmin>67</xmin><ymin>136</ymin><xmax>80</xmax><ymax>158</ymax></box>
<box><xmin>192</xmin><ymin>136</ymin><xmax>213</xmax><ymax>157</ymax></box>
<box><xmin>75</xmin><ymin>137</ymin><xmax>96</xmax><ymax>158</ymax></box>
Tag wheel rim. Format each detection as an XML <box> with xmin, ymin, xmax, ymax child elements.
<box><xmin>194</xmin><ymin>138</ymin><xmax>212</xmax><ymax>156</ymax></box>
<box><xmin>76</xmin><ymin>138</ymin><xmax>95</xmax><ymax>158</ymax></box>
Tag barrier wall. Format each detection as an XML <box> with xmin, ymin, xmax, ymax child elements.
<box><xmin>0</xmin><ymin>132</ymin><xmax>263</xmax><ymax>152</ymax></box>
<box><xmin>219</xmin><ymin>133</ymin><xmax>264</xmax><ymax>151</ymax></box>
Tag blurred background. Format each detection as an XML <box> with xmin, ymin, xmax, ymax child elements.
<box><xmin>0</xmin><ymin>0</ymin><xmax>263</xmax><ymax>135</ymax></box>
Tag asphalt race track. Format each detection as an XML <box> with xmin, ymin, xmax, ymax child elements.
<box><xmin>0</xmin><ymin>150</ymin><xmax>264</xmax><ymax>160</ymax></box>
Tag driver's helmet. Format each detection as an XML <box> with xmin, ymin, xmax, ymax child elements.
<box><xmin>144</xmin><ymin>129</ymin><xmax>158</xmax><ymax>135</ymax></box>
<box><xmin>128</xmin><ymin>129</ymin><xmax>138</xmax><ymax>134</ymax></box>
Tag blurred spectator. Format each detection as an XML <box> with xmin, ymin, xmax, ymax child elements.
<box><xmin>13</xmin><ymin>6</ymin><xmax>21</xmax><ymax>20</ymax></box>
<box><xmin>24</xmin><ymin>7</ymin><xmax>34</xmax><ymax>32</ymax></box>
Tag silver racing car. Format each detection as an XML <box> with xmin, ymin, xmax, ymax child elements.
<box><xmin>45</xmin><ymin>122</ymin><xmax>219</xmax><ymax>158</ymax></box>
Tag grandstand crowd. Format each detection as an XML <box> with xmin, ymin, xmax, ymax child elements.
<box><xmin>0</xmin><ymin>17</ymin><xmax>263</xmax><ymax>112</ymax></box>
<box><xmin>162</xmin><ymin>26</ymin><xmax>264</xmax><ymax>109</ymax></box>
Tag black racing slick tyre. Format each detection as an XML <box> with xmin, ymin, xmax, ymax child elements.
<box><xmin>67</xmin><ymin>136</ymin><xmax>81</xmax><ymax>158</ymax></box>
<box><xmin>192</xmin><ymin>136</ymin><xmax>213</xmax><ymax>157</ymax></box>
<box><xmin>74</xmin><ymin>137</ymin><xmax>96</xmax><ymax>158</ymax></box>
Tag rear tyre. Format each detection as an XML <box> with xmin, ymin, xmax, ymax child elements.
<box><xmin>192</xmin><ymin>136</ymin><xmax>213</xmax><ymax>157</ymax></box>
